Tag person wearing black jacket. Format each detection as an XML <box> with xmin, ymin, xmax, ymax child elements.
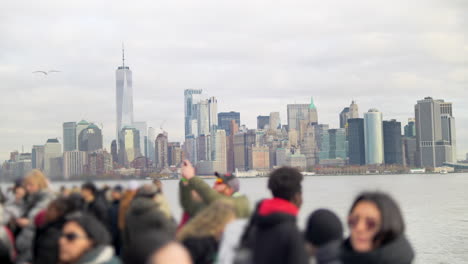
<box><xmin>81</xmin><ymin>182</ymin><xmax>110</xmax><ymax>228</ymax></box>
<box><xmin>33</xmin><ymin>194</ymin><xmax>85</xmax><ymax>264</ymax></box>
<box><xmin>122</xmin><ymin>184</ymin><xmax>176</xmax><ymax>264</ymax></box>
<box><xmin>108</xmin><ymin>185</ymin><xmax>123</xmax><ymax>255</ymax></box>
<box><xmin>236</xmin><ymin>167</ymin><xmax>308</xmax><ymax>264</ymax></box>
<box><xmin>339</xmin><ymin>192</ymin><xmax>414</xmax><ymax>264</ymax></box>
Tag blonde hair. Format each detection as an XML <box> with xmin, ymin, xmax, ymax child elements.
<box><xmin>24</xmin><ymin>169</ymin><xmax>49</xmax><ymax>190</ymax></box>
<box><xmin>177</xmin><ymin>200</ymin><xmax>237</xmax><ymax>241</ymax></box>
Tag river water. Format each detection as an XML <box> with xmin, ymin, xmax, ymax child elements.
<box><xmin>26</xmin><ymin>173</ymin><xmax>468</xmax><ymax>263</ymax></box>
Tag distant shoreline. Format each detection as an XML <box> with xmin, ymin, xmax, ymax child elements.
<box><xmin>1</xmin><ymin>171</ymin><xmax>465</xmax><ymax>185</ymax></box>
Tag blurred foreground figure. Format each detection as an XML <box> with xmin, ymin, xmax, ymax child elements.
<box><xmin>33</xmin><ymin>196</ymin><xmax>83</xmax><ymax>264</ymax></box>
<box><xmin>16</xmin><ymin>170</ymin><xmax>55</xmax><ymax>264</ymax></box>
<box><xmin>179</xmin><ymin>160</ymin><xmax>250</xmax><ymax>225</ymax></box>
<box><xmin>122</xmin><ymin>184</ymin><xmax>176</xmax><ymax>263</ymax></box>
<box><xmin>234</xmin><ymin>167</ymin><xmax>308</xmax><ymax>264</ymax></box>
<box><xmin>340</xmin><ymin>192</ymin><xmax>414</xmax><ymax>264</ymax></box>
<box><xmin>59</xmin><ymin>213</ymin><xmax>120</xmax><ymax>264</ymax></box>
<box><xmin>305</xmin><ymin>209</ymin><xmax>343</xmax><ymax>264</ymax></box>
<box><xmin>178</xmin><ymin>200</ymin><xmax>237</xmax><ymax>264</ymax></box>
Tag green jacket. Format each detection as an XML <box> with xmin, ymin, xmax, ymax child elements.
<box><xmin>179</xmin><ymin>177</ymin><xmax>251</xmax><ymax>218</ymax></box>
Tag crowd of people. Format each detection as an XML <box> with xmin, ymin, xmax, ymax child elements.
<box><xmin>0</xmin><ymin>160</ymin><xmax>415</xmax><ymax>264</ymax></box>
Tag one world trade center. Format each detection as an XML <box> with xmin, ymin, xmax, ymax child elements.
<box><xmin>116</xmin><ymin>46</ymin><xmax>133</xmax><ymax>152</ymax></box>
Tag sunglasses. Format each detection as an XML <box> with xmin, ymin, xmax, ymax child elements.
<box><xmin>348</xmin><ymin>215</ymin><xmax>379</xmax><ymax>231</ymax></box>
<box><xmin>61</xmin><ymin>232</ymin><xmax>88</xmax><ymax>242</ymax></box>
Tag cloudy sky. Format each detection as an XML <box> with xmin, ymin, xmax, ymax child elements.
<box><xmin>1</xmin><ymin>0</ymin><xmax>467</xmax><ymax>162</ymax></box>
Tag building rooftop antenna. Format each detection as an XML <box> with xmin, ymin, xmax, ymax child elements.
<box><xmin>122</xmin><ymin>43</ymin><xmax>125</xmax><ymax>67</ymax></box>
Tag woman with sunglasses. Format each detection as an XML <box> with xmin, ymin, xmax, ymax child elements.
<box><xmin>59</xmin><ymin>213</ymin><xmax>120</xmax><ymax>264</ymax></box>
<box><xmin>340</xmin><ymin>191</ymin><xmax>415</xmax><ymax>264</ymax></box>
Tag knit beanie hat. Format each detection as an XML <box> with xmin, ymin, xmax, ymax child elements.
<box><xmin>305</xmin><ymin>209</ymin><xmax>343</xmax><ymax>247</ymax></box>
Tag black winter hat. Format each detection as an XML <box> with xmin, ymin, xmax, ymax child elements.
<box><xmin>65</xmin><ymin>212</ymin><xmax>111</xmax><ymax>246</ymax></box>
<box><xmin>305</xmin><ymin>209</ymin><xmax>343</xmax><ymax>247</ymax></box>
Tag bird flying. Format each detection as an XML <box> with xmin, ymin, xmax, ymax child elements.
<box><xmin>32</xmin><ymin>70</ymin><xmax>62</xmax><ymax>75</ymax></box>
<box><xmin>32</xmin><ymin>71</ymin><xmax>48</xmax><ymax>75</ymax></box>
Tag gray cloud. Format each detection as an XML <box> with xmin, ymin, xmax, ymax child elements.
<box><xmin>1</xmin><ymin>0</ymin><xmax>467</xmax><ymax>161</ymax></box>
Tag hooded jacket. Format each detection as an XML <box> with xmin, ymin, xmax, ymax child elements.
<box><xmin>33</xmin><ymin>217</ymin><xmax>66</xmax><ymax>264</ymax></box>
<box><xmin>240</xmin><ymin>198</ymin><xmax>308</xmax><ymax>264</ymax></box>
<box><xmin>16</xmin><ymin>190</ymin><xmax>55</xmax><ymax>264</ymax></box>
<box><xmin>340</xmin><ymin>235</ymin><xmax>414</xmax><ymax>264</ymax></box>
<box><xmin>122</xmin><ymin>196</ymin><xmax>176</xmax><ymax>262</ymax></box>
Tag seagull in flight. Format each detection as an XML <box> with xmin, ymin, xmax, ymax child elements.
<box><xmin>32</xmin><ymin>70</ymin><xmax>61</xmax><ymax>75</ymax></box>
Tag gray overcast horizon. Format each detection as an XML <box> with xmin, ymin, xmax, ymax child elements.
<box><xmin>1</xmin><ymin>0</ymin><xmax>467</xmax><ymax>162</ymax></box>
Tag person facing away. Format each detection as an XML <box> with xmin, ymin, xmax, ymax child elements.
<box><xmin>145</xmin><ymin>232</ymin><xmax>193</xmax><ymax>264</ymax></box>
<box><xmin>108</xmin><ymin>185</ymin><xmax>123</xmax><ymax>256</ymax></box>
<box><xmin>15</xmin><ymin>169</ymin><xmax>55</xmax><ymax>264</ymax></box>
<box><xmin>122</xmin><ymin>184</ymin><xmax>176</xmax><ymax>264</ymax></box>
<box><xmin>234</xmin><ymin>166</ymin><xmax>309</xmax><ymax>264</ymax></box>
<box><xmin>177</xmin><ymin>200</ymin><xmax>238</xmax><ymax>264</ymax></box>
<box><xmin>59</xmin><ymin>212</ymin><xmax>120</xmax><ymax>264</ymax></box>
<box><xmin>180</xmin><ymin>160</ymin><xmax>250</xmax><ymax>220</ymax></box>
<box><xmin>339</xmin><ymin>191</ymin><xmax>415</xmax><ymax>264</ymax></box>
<box><xmin>124</xmin><ymin>229</ymin><xmax>192</xmax><ymax>264</ymax></box>
<box><xmin>305</xmin><ymin>209</ymin><xmax>343</xmax><ymax>264</ymax></box>
<box><xmin>81</xmin><ymin>182</ymin><xmax>109</xmax><ymax>228</ymax></box>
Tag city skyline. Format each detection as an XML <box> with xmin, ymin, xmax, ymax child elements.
<box><xmin>1</xmin><ymin>0</ymin><xmax>467</xmax><ymax>161</ymax></box>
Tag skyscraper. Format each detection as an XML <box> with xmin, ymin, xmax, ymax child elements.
<box><xmin>111</xmin><ymin>140</ymin><xmax>118</xmax><ymax>165</ymax></box>
<box><xmin>319</xmin><ymin>128</ymin><xmax>347</xmax><ymax>163</ymax></box>
<box><xmin>184</xmin><ymin>89</ymin><xmax>203</xmax><ymax>138</ymax></box>
<box><xmin>415</xmin><ymin>97</ymin><xmax>456</xmax><ymax>167</ymax></box>
<box><xmin>44</xmin><ymin>138</ymin><xmax>62</xmax><ymax>179</ymax></box>
<box><xmin>208</xmin><ymin>97</ymin><xmax>218</xmax><ymax>133</ymax></box>
<box><xmin>227</xmin><ymin>120</ymin><xmax>239</xmax><ymax>173</ymax></box>
<box><xmin>218</xmin><ymin>112</ymin><xmax>240</xmax><ymax>136</ymax></box>
<box><xmin>340</xmin><ymin>101</ymin><xmax>359</xmax><ymax>129</ymax></box>
<box><xmin>348</xmin><ymin>118</ymin><xmax>366</xmax><ymax>165</ymax></box>
<box><xmin>196</xmin><ymin>134</ymin><xmax>211</xmax><ymax>161</ymax></box>
<box><xmin>383</xmin><ymin>120</ymin><xmax>403</xmax><ymax>165</ymax></box>
<box><xmin>349</xmin><ymin>100</ymin><xmax>359</xmax><ymax>119</ymax></box>
<box><xmin>147</xmin><ymin>127</ymin><xmax>156</xmax><ymax>164</ymax></box>
<box><xmin>212</xmin><ymin>130</ymin><xmax>227</xmax><ymax>174</ymax></box>
<box><xmin>269</xmin><ymin>112</ymin><xmax>281</xmax><ymax>130</ymax></box>
<box><xmin>287</xmin><ymin>97</ymin><xmax>318</xmax><ymax>132</ymax></box>
<box><xmin>257</xmin><ymin>116</ymin><xmax>270</xmax><ymax>130</ymax></box>
<box><xmin>63</xmin><ymin>122</ymin><xmax>77</xmax><ymax>151</ymax></box>
<box><xmin>198</xmin><ymin>99</ymin><xmax>210</xmax><ymax>136</ymax></box>
<box><xmin>168</xmin><ymin>142</ymin><xmax>182</xmax><ymax>167</ymax></box>
<box><xmin>120</xmin><ymin>126</ymin><xmax>140</xmax><ymax>165</ymax></box>
<box><xmin>116</xmin><ymin>47</ymin><xmax>134</xmax><ymax>151</ymax></box>
<box><xmin>133</xmin><ymin>121</ymin><xmax>147</xmax><ymax>157</ymax></box>
<box><xmin>404</xmin><ymin>118</ymin><xmax>416</xmax><ymax>137</ymax></box>
<box><xmin>403</xmin><ymin>137</ymin><xmax>417</xmax><ymax>167</ymax></box>
<box><xmin>339</xmin><ymin>108</ymin><xmax>350</xmax><ymax>129</ymax></box>
<box><xmin>63</xmin><ymin>151</ymin><xmax>87</xmax><ymax>180</ymax></box>
<box><xmin>76</xmin><ymin>120</ymin><xmax>90</xmax><ymax>147</ymax></box>
<box><xmin>78</xmin><ymin>124</ymin><xmax>103</xmax><ymax>152</ymax></box>
<box><xmin>155</xmin><ymin>133</ymin><xmax>169</xmax><ymax>170</ymax></box>
<box><xmin>32</xmin><ymin>145</ymin><xmax>45</xmax><ymax>170</ymax></box>
<box><xmin>364</xmin><ymin>109</ymin><xmax>384</xmax><ymax>165</ymax></box>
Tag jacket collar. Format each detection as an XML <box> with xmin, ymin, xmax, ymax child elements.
<box><xmin>258</xmin><ymin>198</ymin><xmax>299</xmax><ymax>217</ymax></box>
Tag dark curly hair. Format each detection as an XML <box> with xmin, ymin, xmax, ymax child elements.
<box><xmin>268</xmin><ymin>166</ymin><xmax>303</xmax><ymax>201</ymax></box>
